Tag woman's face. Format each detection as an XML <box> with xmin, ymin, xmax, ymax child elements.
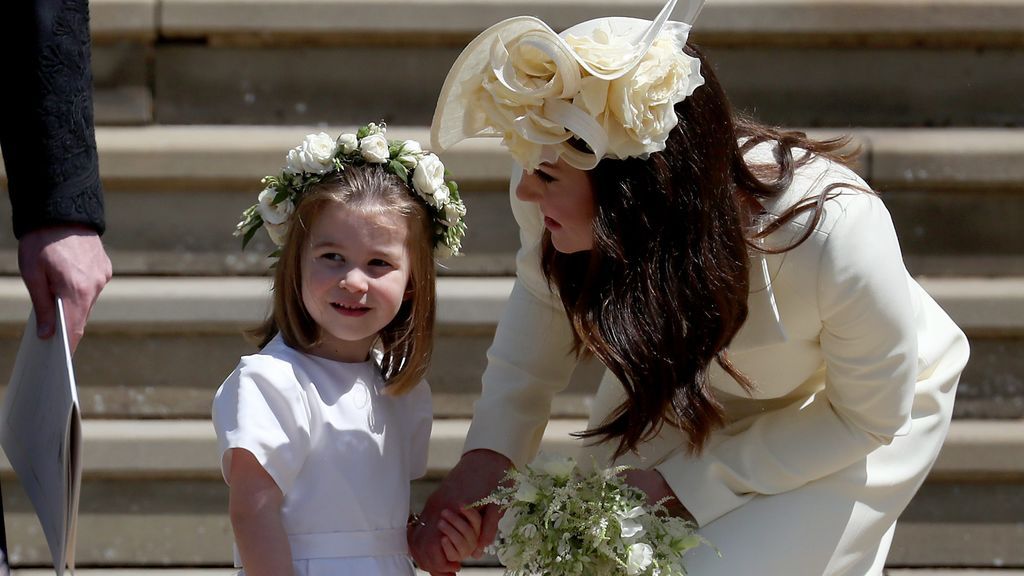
<box><xmin>515</xmin><ymin>158</ymin><xmax>596</xmax><ymax>253</ymax></box>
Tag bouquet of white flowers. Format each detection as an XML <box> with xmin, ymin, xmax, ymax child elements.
<box><xmin>475</xmin><ymin>453</ymin><xmax>708</xmax><ymax>576</ymax></box>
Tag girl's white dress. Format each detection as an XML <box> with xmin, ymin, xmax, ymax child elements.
<box><xmin>212</xmin><ymin>335</ymin><xmax>431</xmax><ymax>576</ymax></box>
<box><xmin>465</xmin><ymin>143</ymin><xmax>970</xmax><ymax>575</ymax></box>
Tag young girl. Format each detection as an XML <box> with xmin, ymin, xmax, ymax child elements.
<box><xmin>213</xmin><ymin>124</ymin><xmax>477</xmax><ymax>575</ymax></box>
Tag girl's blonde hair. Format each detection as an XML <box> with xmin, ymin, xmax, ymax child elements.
<box><xmin>250</xmin><ymin>165</ymin><xmax>437</xmax><ymax>396</ymax></box>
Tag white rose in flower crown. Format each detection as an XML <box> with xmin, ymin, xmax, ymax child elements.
<box><xmin>412</xmin><ymin>153</ymin><xmax>447</xmax><ymax>198</ymax></box>
<box><xmin>606</xmin><ymin>36</ymin><xmax>703</xmax><ymax>159</ymax></box>
<box><xmin>338</xmin><ymin>133</ymin><xmax>359</xmax><ymax>154</ymax></box>
<box><xmin>265</xmin><ymin>221</ymin><xmax>290</xmax><ymax>246</ymax></box>
<box><xmin>428</xmin><ymin>185</ymin><xmax>451</xmax><ymax>207</ymax></box>
<box><xmin>285</xmin><ymin>132</ymin><xmax>337</xmax><ymax>174</ymax></box>
<box><xmin>626</xmin><ymin>542</ymin><xmax>655</xmax><ymax>575</ymax></box>
<box><xmin>360</xmin><ymin>133</ymin><xmax>390</xmax><ymax>163</ymax></box>
<box><xmin>443</xmin><ymin>202</ymin><xmax>466</xmax><ymax>226</ymax></box>
<box><xmin>256</xmin><ymin>187</ymin><xmax>293</xmax><ymax>225</ymax></box>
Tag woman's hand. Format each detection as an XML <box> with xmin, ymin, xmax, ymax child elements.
<box><xmin>621</xmin><ymin>468</ymin><xmax>697</xmax><ymax>524</ymax></box>
<box><xmin>409</xmin><ymin>449</ymin><xmax>513</xmax><ymax>575</ymax></box>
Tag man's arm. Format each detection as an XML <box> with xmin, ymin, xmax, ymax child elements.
<box><xmin>1</xmin><ymin>0</ymin><xmax>111</xmax><ymax>352</ymax></box>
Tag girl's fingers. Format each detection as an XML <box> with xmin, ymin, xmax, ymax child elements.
<box><xmin>461</xmin><ymin>507</ymin><xmax>483</xmax><ymax>537</ymax></box>
<box><xmin>441</xmin><ymin>536</ymin><xmax>461</xmax><ymax>563</ymax></box>
<box><xmin>441</xmin><ymin>509</ymin><xmax>478</xmax><ymax>549</ymax></box>
<box><xmin>437</xmin><ymin>518</ymin><xmax>472</xmax><ymax>558</ymax></box>
<box><xmin>437</xmin><ymin>519</ymin><xmax>460</xmax><ymax>543</ymax></box>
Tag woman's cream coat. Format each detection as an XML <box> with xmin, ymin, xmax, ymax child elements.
<box><xmin>463</xmin><ymin>143</ymin><xmax>969</xmax><ymax>573</ymax></box>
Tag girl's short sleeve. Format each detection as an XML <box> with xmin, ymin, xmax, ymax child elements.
<box><xmin>212</xmin><ymin>355</ymin><xmax>312</xmax><ymax>494</ymax></box>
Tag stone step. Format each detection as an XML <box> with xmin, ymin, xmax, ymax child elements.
<box><xmin>0</xmin><ymin>419</ymin><xmax>1020</xmax><ymax>567</ymax></box>
<box><xmin>1</xmin><ymin>126</ymin><xmax>1022</xmax><ymax>276</ymax></box>
<box><xmin>0</xmin><ymin>276</ymin><xmax>1020</xmax><ymax>419</ymax></box>
<box><xmin>8</xmin><ymin>565</ymin><xmax>1024</xmax><ymax>569</ymax></box>
<box><xmin>148</xmin><ymin>45</ymin><xmax>1024</xmax><ymax>128</ymax></box>
<box><xmin>1</xmin><ymin>419</ymin><xmax>1018</xmax><ymax>481</ymax></box>
<box><xmin>83</xmin><ymin>0</ymin><xmax>1024</xmax><ymax>126</ymax></box>
<box><xmin>88</xmin><ymin>0</ymin><xmax>1024</xmax><ymax>46</ymax></box>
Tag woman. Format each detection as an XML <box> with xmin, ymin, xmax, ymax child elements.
<box><xmin>411</xmin><ymin>1</ymin><xmax>970</xmax><ymax>574</ymax></box>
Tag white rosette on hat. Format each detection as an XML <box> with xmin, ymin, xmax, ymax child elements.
<box><xmin>431</xmin><ymin>0</ymin><xmax>706</xmax><ymax>171</ymax></box>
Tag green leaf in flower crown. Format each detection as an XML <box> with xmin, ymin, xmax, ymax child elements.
<box><xmin>272</xmin><ymin>188</ymin><xmax>291</xmax><ymax>204</ymax></box>
<box><xmin>241</xmin><ymin>214</ymin><xmax>263</xmax><ymax>249</ymax></box>
<box><xmin>389</xmin><ymin>160</ymin><xmax>409</xmax><ymax>182</ymax></box>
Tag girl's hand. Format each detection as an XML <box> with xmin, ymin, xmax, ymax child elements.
<box><xmin>409</xmin><ymin>449</ymin><xmax>512</xmax><ymax>574</ymax></box>
<box><xmin>621</xmin><ymin>468</ymin><xmax>697</xmax><ymax>524</ymax></box>
<box><xmin>438</xmin><ymin>507</ymin><xmax>483</xmax><ymax>562</ymax></box>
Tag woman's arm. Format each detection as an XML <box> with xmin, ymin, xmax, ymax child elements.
<box><xmin>227</xmin><ymin>449</ymin><xmax>295</xmax><ymax>576</ymax></box>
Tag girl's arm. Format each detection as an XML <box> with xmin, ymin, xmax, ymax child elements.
<box><xmin>227</xmin><ymin>449</ymin><xmax>295</xmax><ymax>576</ymax></box>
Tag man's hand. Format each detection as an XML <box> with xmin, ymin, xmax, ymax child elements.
<box><xmin>410</xmin><ymin>449</ymin><xmax>512</xmax><ymax>575</ymax></box>
<box><xmin>18</xmin><ymin>225</ymin><xmax>112</xmax><ymax>353</ymax></box>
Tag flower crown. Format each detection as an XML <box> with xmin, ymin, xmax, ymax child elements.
<box><xmin>234</xmin><ymin>123</ymin><xmax>467</xmax><ymax>257</ymax></box>
<box><xmin>431</xmin><ymin>0</ymin><xmax>706</xmax><ymax>171</ymax></box>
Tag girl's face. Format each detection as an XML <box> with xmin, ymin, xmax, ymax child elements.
<box><xmin>301</xmin><ymin>202</ymin><xmax>411</xmax><ymax>363</ymax></box>
<box><xmin>515</xmin><ymin>158</ymin><xmax>596</xmax><ymax>253</ymax></box>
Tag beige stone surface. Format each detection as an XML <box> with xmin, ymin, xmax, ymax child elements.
<box><xmin>0</xmin><ymin>276</ymin><xmax>1018</xmax><ymax>335</ymax></box>
<box><xmin>0</xmin><ymin>419</ymin><xmax>1018</xmax><ymax>479</ymax></box>
<box><xmin>868</xmin><ymin>129</ymin><xmax>1024</xmax><ymax>189</ymax></box>
<box><xmin>5</xmin><ymin>127</ymin><xmax>1021</xmax><ymax>187</ymax></box>
<box><xmin>157</xmin><ymin>0</ymin><xmax>1024</xmax><ymax>40</ymax></box>
<box><xmin>89</xmin><ymin>0</ymin><xmax>157</xmax><ymax>40</ymax></box>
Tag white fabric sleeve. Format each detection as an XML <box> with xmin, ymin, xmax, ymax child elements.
<box><xmin>408</xmin><ymin>379</ymin><xmax>433</xmax><ymax>481</ymax></box>
<box><xmin>656</xmin><ymin>192</ymin><xmax>919</xmax><ymax>527</ymax></box>
<box><xmin>462</xmin><ymin>170</ymin><xmax>579</xmax><ymax>467</ymax></box>
<box><xmin>212</xmin><ymin>356</ymin><xmax>313</xmax><ymax>495</ymax></box>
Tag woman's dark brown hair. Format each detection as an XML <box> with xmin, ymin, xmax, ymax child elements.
<box><xmin>542</xmin><ymin>44</ymin><xmax>860</xmax><ymax>458</ymax></box>
<box><xmin>251</xmin><ymin>166</ymin><xmax>437</xmax><ymax>396</ymax></box>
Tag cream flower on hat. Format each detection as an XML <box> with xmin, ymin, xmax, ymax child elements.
<box><xmin>431</xmin><ymin>0</ymin><xmax>706</xmax><ymax>171</ymax></box>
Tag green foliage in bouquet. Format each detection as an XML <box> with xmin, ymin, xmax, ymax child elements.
<box><xmin>475</xmin><ymin>453</ymin><xmax>708</xmax><ymax>576</ymax></box>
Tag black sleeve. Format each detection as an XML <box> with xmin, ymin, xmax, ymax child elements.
<box><xmin>0</xmin><ymin>0</ymin><xmax>106</xmax><ymax>239</ymax></box>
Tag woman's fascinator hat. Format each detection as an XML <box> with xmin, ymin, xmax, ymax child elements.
<box><xmin>431</xmin><ymin>0</ymin><xmax>706</xmax><ymax>171</ymax></box>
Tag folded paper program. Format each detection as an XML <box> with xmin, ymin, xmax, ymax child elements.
<box><xmin>432</xmin><ymin>0</ymin><xmax>706</xmax><ymax>171</ymax></box>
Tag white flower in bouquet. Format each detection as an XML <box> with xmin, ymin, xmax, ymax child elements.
<box><xmin>617</xmin><ymin>506</ymin><xmax>646</xmax><ymax>538</ymax></box>
<box><xmin>626</xmin><ymin>543</ymin><xmax>654</xmax><ymax>575</ymax></box>
<box><xmin>474</xmin><ymin>453</ymin><xmax>709</xmax><ymax>576</ymax></box>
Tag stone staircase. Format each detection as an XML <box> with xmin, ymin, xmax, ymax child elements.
<box><xmin>0</xmin><ymin>0</ymin><xmax>1022</xmax><ymax>570</ymax></box>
